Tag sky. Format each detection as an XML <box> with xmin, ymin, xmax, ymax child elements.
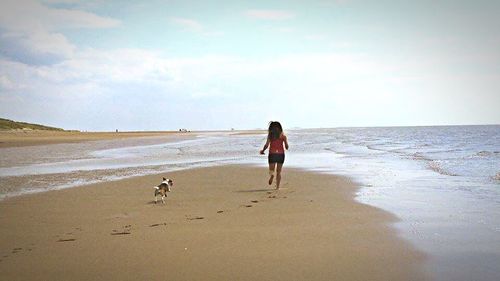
<box><xmin>0</xmin><ymin>0</ymin><xmax>499</xmax><ymax>131</ymax></box>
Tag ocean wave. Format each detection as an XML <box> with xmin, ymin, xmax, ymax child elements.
<box><xmin>428</xmin><ymin>161</ymin><xmax>458</xmax><ymax>177</ymax></box>
<box><xmin>475</xmin><ymin>151</ymin><xmax>493</xmax><ymax>157</ymax></box>
<box><xmin>411</xmin><ymin>152</ymin><xmax>432</xmax><ymax>161</ymax></box>
<box><xmin>365</xmin><ymin>145</ymin><xmax>386</xmax><ymax>152</ymax></box>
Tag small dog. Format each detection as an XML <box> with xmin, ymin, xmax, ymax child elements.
<box><xmin>154</xmin><ymin>177</ymin><xmax>174</xmax><ymax>204</ymax></box>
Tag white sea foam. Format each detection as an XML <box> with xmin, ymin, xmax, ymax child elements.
<box><xmin>428</xmin><ymin>160</ymin><xmax>459</xmax><ymax>176</ymax></box>
<box><xmin>1</xmin><ymin>125</ymin><xmax>498</xmax><ymax>197</ymax></box>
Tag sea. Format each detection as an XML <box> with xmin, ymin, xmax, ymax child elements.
<box><xmin>0</xmin><ymin>125</ymin><xmax>499</xmax><ymax>280</ymax></box>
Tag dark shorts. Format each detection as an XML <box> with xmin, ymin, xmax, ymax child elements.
<box><xmin>268</xmin><ymin>153</ymin><xmax>285</xmax><ymax>164</ymax></box>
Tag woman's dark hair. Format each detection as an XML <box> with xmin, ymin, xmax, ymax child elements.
<box><xmin>268</xmin><ymin>121</ymin><xmax>283</xmax><ymax>140</ymax></box>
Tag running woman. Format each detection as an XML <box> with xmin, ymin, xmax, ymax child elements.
<box><xmin>260</xmin><ymin>121</ymin><xmax>289</xmax><ymax>189</ymax></box>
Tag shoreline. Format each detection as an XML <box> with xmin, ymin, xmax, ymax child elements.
<box><xmin>0</xmin><ymin>130</ymin><xmax>197</xmax><ymax>148</ymax></box>
<box><xmin>0</xmin><ymin>165</ymin><xmax>427</xmax><ymax>280</ymax></box>
<box><xmin>0</xmin><ymin>129</ymin><xmax>267</xmax><ymax>148</ymax></box>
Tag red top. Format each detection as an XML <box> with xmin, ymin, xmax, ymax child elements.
<box><xmin>269</xmin><ymin>135</ymin><xmax>285</xmax><ymax>154</ymax></box>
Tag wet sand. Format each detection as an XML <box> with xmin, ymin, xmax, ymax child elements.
<box><xmin>0</xmin><ymin>130</ymin><xmax>270</xmax><ymax>148</ymax></box>
<box><xmin>0</xmin><ymin>165</ymin><xmax>427</xmax><ymax>280</ymax></box>
<box><xmin>0</xmin><ymin>130</ymin><xmax>193</xmax><ymax>148</ymax></box>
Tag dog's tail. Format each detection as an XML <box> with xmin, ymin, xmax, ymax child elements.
<box><xmin>153</xmin><ymin>186</ymin><xmax>159</xmax><ymax>190</ymax></box>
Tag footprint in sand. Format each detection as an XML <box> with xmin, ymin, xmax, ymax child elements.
<box><xmin>244</xmin><ymin>205</ymin><xmax>253</xmax><ymax>208</ymax></box>
<box><xmin>55</xmin><ymin>230</ymin><xmax>77</xmax><ymax>242</ymax></box>
<box><xmin>186</xmin><ymin>216</ymin><xmax>205</xmax><ymax>220</ymax></box>
<box><xmin>111</xmin><ymin>225</ymin><xmax>132</xmax><ymax>235</ymax></box>
<box><xmin>149</xmin><ymin>223</ymin><xmax>167</xmax><ymax>227</ymax></box>
<box><xmin>11</xmin><ymin>248</ymin><xmax>22</xmax><ymax>253</ymax></box>
<box><xmin>57</xmin><ymin>238</ymin><xmax>76</xmax><ymax>242</ymax></box>
<box><xmin>111</xmin><ymin>232</ymin><xmax>131</xmax><ymax>235</ymax></box>
<box><xmin>217</xmin><ymin>210</ymin><xmax>224</xmax><ymax>214</ymax></box>
<box><xmin>251</xmin><ymin>200</ymin><xmax>259</xmax><ymax>203</ymax></box>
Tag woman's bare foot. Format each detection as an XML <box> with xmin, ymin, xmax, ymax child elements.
<box><xmin>268</xmin><ymin>175</ymin><xmax>274</xmax><ymax>185</ymax></box>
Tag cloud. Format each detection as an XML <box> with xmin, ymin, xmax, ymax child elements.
<box><xmin>1</xmin><ymin>30</ymin><xmax>76</xmax><ymax>64</ymax></box>
<box><xmin>58</xmin><ymin>48</ymin><xmax>173</xmax><ymax>84</ymax></box>
<box><xmin>2</xmin><ymin>49</ymin><xmax>431</xmax><ymax>130</ymax></box>
<box><xmin>1</xmin><ymin>49</ymin><xmax>397</xmax><ymax>106</ymax></box>
<box><xmin>0</xmin><ymin>0</ymin><xmax>120</xmax><ymax>32</ymax></box>
<box><xmin>0</xmin><ymin>75</ymin><xmax>16</xmax><ymax>90</ymax></box>
<box><xmin>3</xmin><ymin>49</ymin><xmax>500</xmax><ymax>129</ymax></box>
<box><xmin>169</xmin><ymin>17</ymin><xmax>222</xmax><ymax>37</ymax></box>
<box><xmin>245</xmin><ymin>9</ymin><xmax>295</xmax><ymax>20</ymax></box>
<box><xmin>0</xmin><ymin>0</ymin><xmax>120</xmax><ymax>65</ymax></box>
<box><xmin>170</xmin><ymin>17</ymin><xmax>204</xmax><ymax>33</ymax></box>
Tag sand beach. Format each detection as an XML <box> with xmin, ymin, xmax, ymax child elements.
<box><xmin>0</xmin><ymin>165</ymin><xmax>427</xmax><ymax>280</ymax></box>
<box><xmin>2</xmin><ymin>126</ymin><xmax>498</xmax><ymax>280</ymax></box>
<box><xmin>0</xmin><ymin>130</ymin><xmax>192</xmax><ymax>148</ymax></box>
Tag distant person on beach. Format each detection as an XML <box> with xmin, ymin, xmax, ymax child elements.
<box><xmin>260</xmin><ymin>121</ymin><xmax>289</xmax><ymax>189</ymax></box>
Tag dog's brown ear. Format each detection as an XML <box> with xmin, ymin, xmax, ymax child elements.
<box><xmin>163</xmin><ymin>177</ymin><xmax>166</xmax><ymax>180</ymax></box>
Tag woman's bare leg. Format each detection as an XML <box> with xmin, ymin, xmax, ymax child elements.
<box><xmin>268</xmin><ymin>163</ymin><xmax>275</xmax><ymax>185</ymax></box>
<box><xmin>276</xmin><ymin>163</ymin><xmax>283</xmax><ymax>189</ymax></box>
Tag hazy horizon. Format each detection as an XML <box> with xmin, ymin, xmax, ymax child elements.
<box><xmin>1</xmin><ymin>0</ymin><xmax>499</xmax><ymax>131</ymax></box>
<box><xmin>3</xmin><ymin>116</ymin><xmax>499</xmax><ymax>132</ymax></box>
